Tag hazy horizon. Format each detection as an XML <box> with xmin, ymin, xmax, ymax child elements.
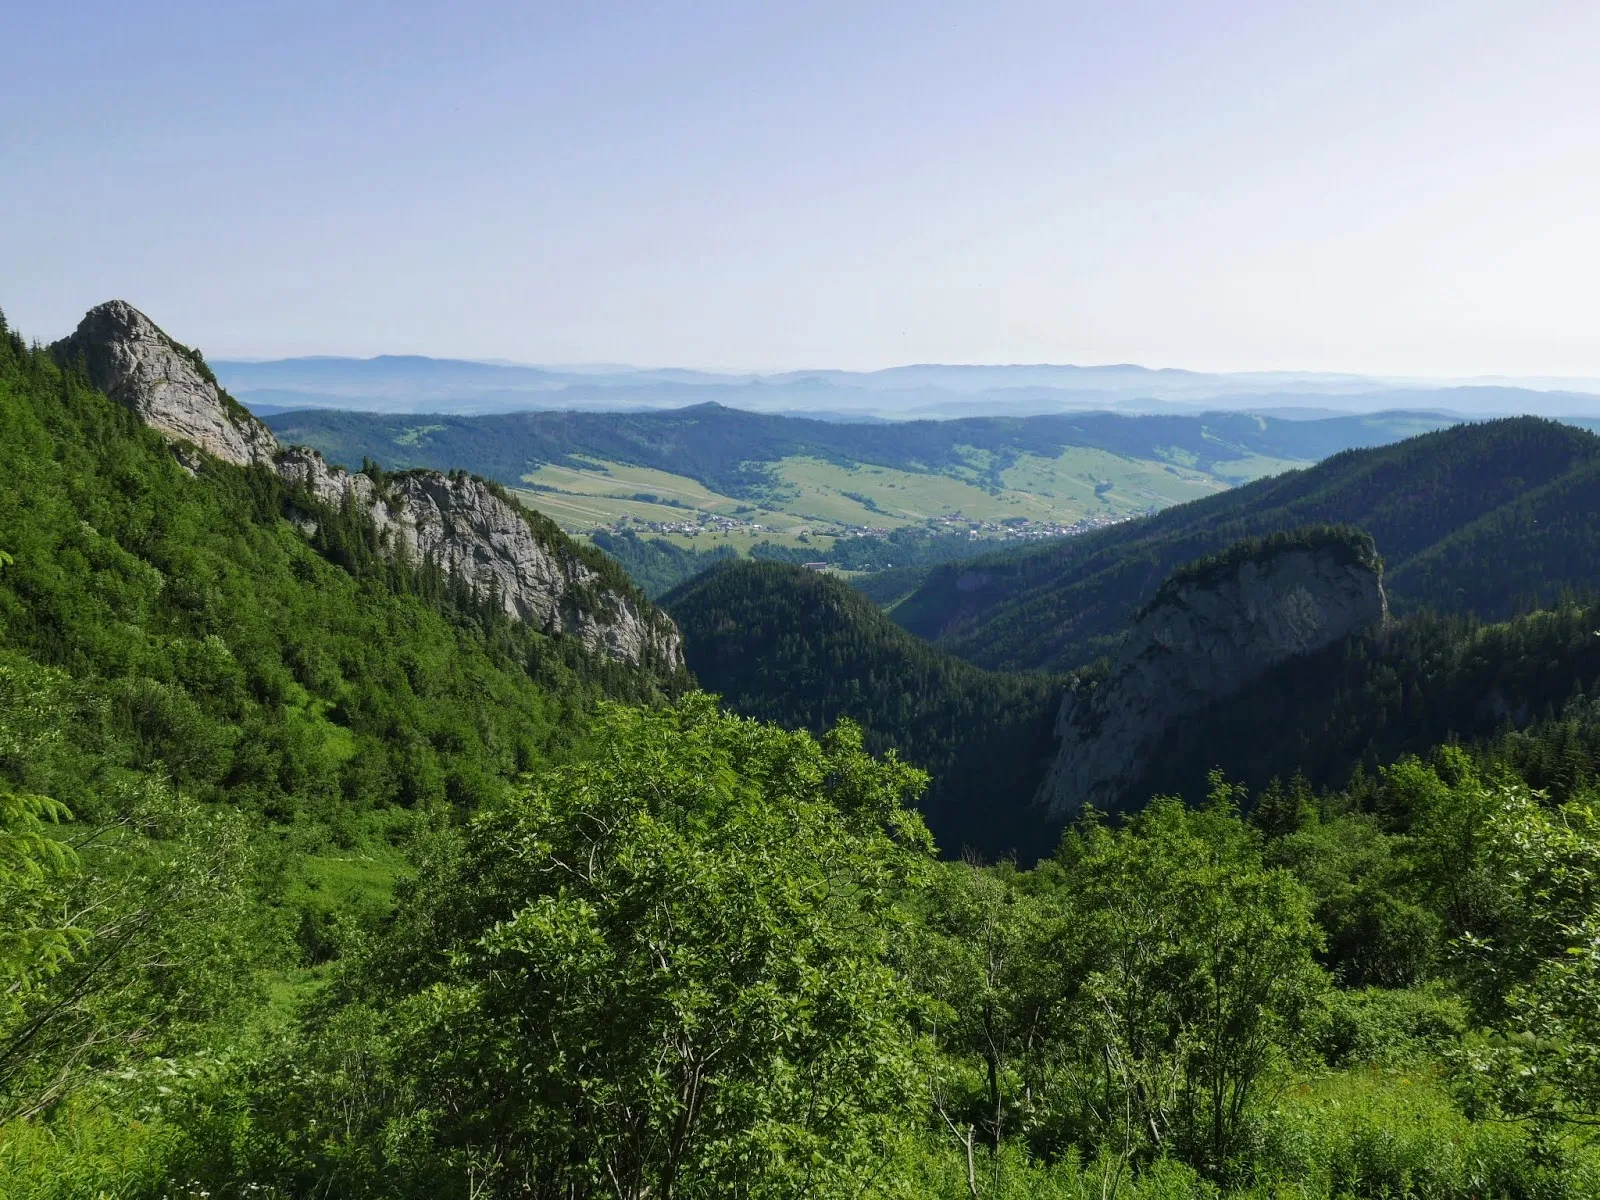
<box><xmin>208</xmin><ymin>350</ymin><xmax>1600</xmax><ymax>392</ymax></box>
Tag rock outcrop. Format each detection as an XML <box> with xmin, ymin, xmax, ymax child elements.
<box><xmin>56</xmin><ymin>301</ymin><xmax>682</xmax><ymax>671</ymax></box>
<box><xmin>55</xmin><ymin>300</ymin><xmax>280</xmax><ymax>468</ymax></box>
<box><xmin>1037</xmin><ymin>529</ymin><xmax>1386</xmax><ymax>818</ymax></box>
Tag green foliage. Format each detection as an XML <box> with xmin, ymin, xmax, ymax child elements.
<box><xmin>0</xmin><ymin>789</ymin><xmax>81</xmax><ymax>1007</ymax></box>
<box><xmin>1453</xmin><ymin>785</ymin><xmax>1600</xmax><ymax>1134</ymax></box>
<box><xmin>0</xmin><ymin>664</ymin><xmax>271</xmax><ymax>1126</ymax></box>
<box><xmin>907</xmin><ymin>861</ymin><xmax>1053</xmax><ymax>1157</ymax></box>
<box><xmin>0</xmin><ymin>331</ymin><xmax>678</xmax><ymax>832</ymax></box>
<box><xmin>0</xmin><ymin>1102</ymin><xmax>193</xmax><ymax>1200</ymax></box>
<box><xmin>1247</xmin><ymin>1067</ymin><xmax>1567</xmax><ymax>1199</ymax></box>
<box><xmin>15</xmin><ymin>309</ymin><xmax>1600</xmax><ymax>1196</ymax></box>
<box><xmin>0</xmin><ymin>780</ymin><xmax>271</xmax><ymax>1120</ymax></box>
<box><xmin>1311</xmin><ymin>986</ymin><xmax>1468</xmax><ymax>1068</ymax></box>
<box><xmin>891</xmin><ymin>1139</ymin><xmax>1221</xmax><ymax>1199</ymax></box>
<box><xmin>664</xmin><ymin>561</ymin><xmax>1062</xmax><ymax>857</ymax></box>
<box><xmin>1135</xmin><ymin>524</ymin><xmax>1379</xmax><ymax>618</ymax></box>
<box><xmin>1040</xmin><ymin>792</ymin><xmax>1326</xmax><ymax>1175</ymax></box>
<box><xmin>1131</xmin><ymin>599</ymin><xmax>1600</xmax><ymax>815</ymax></box>
<box><xmin>1265</xmin><ymin>809</ymin><xmax>1439</xmax><ymax>988</ymax></box>
<box><xmin>0</xmin><ymin>310</ymin><xmax>684</xmax><ymax>1175</ymax></box>
<box><xmin>205</xmin><ymin>699</ymin><xmax>935</xmax><ymax>1198</ymax></box>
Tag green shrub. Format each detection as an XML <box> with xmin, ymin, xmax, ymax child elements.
<box><xmin>1313</xmin><ymin>985</ymin><xmax>1469</xmax><ymax>1068</ymax></box>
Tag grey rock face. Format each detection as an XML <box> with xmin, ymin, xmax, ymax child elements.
<box><xmin>1038</xmin><ymin>539</ymin><xmax>1386</xmax><ymax>818</ymax></box>
<box><xmin>54</xmin><ymin>301</ymin><xmax>279</xmax><ymax>468</ymax></box>
<box><xmin>378</xmin><ymin>471</ymin><xmax>682</xmax><ymax>666</ymax></box>
<box><xmin>60</xmin><ymin>302</ymin><xmax>682</xmax><ymax>671</ymax></box>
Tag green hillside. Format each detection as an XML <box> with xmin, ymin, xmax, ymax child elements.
<box><xmin>664</xmin><ymin>539</ymin><xmax>1600</xmax><ymax>861</ymax></box>
<box><xmin>663</xmin><ymin>561</ymin><xmax>1061</xmax><ymax>855</ymax></box>
<box><xmin>264</xmin><ymin>404</ymin><xmax>1449</xmax><ymax>499</ymax></box>
<box><xmin>0</xmin><ymin>331</ymin><xmax>680</xmax><ymax>813</ymax></box>
<box><xmin>0</xmin><ymin>318</ymin><xmax>686</xmax><ymax>1126</ymax></box>
<box><xmin>896</xmin><ymin>416</ymin><xmax>1600</xmax><ymax>672</ymax></box>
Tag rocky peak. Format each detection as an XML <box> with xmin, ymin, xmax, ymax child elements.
<box><xmin>56</xmin><ymin>301</ymin><xmax>683</xmax><ymax>673</ymax></box>
<box><xmin>53</xmin><ymin>301</ymin><xmax>278</xmax><ymax>468</ymax></box>
<box><xmin>1037</xmin><ymin>528</ymin><xmax>1386</xmax><ymax>818</ymax></box>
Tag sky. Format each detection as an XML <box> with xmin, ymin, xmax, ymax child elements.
<box><xmin>5</xmin><ymin>0</ymin><xmax>1600</xmax><ymax>374</ymax></box>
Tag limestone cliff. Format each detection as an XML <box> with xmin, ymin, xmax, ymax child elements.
<box><xmin>1037</xmin><ymin>529</ymin><xmax>1386</xmax><ymax>818</ymax></box>
<box><xmin>55</xmin><ymin>301</ymin><xmax>682</xmax><ymax>671</ymax></box>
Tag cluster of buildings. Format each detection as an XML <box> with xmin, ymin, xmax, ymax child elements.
<box><xmin>607</xmin><ymin>506</ymin><xmax>1154</xmax><ymax>545</ymax></box>
<box><xmin>609</xmin><ymin>512</ymin><xmax>767</xmax><ymax>538</ymax></box>
<box><xmin>929</xmin><ymin>511</ymin><xmax>1148</xmax><ymax>542</ymax></box>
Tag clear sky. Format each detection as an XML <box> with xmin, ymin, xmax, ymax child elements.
<box><xmin>5</xmin><ymin>1</ymin><xmax>1599</xmax><ymax>374</ymax></box>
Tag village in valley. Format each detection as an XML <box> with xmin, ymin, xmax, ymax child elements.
<box><xmin>606</xmin><ymin>507</ymin><xmax>1145</xmax><ymax>545</ymax></box>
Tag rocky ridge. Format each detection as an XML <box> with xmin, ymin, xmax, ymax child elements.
<box><xmin>56</xmin><ymin>301</ymin><xmax>681</xmax><ymax>671</ymax></box>
<box><xmin>1037</xmin><ymin>529</ymin><xmax>1386</xmax><ymax>818</ymax></box>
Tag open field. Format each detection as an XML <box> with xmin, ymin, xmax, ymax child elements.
<box><xmin>515</xmin><ymin>445</ymin><xmax>1284</xmax><ymax>552</ymax></box>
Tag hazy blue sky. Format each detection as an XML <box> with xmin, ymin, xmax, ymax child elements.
<box><xmin>5</xmin><ymin>1</ymin><xmax>1599</xmax><ymax>373</ymax></box>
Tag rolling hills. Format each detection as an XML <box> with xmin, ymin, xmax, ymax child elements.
<box><xmin>263</xmin><ymin>406</ymin><xmax>1453</xmax><ymax>562</ymax></box>
<box><xmin>18</xmin><ymin>306</ymin><xmax>1600</xmax><ymax>1194</ymax></box>
<box><xmin>895</xmin><ymin>416</ymin><xmax>1600</xmax><ymax>672</ymax></box>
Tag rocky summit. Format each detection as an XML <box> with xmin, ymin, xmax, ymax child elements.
<box><xmin>54</xmin><ymin>301</ymin><xmax>682</xmax><ymax>670</ymax></box>
<box><xmin>1036</xmin><ymin>528</ymin><xmax>1387</xmax><ymax>818</ymax></box>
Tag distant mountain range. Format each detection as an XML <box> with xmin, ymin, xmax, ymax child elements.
<box><xmin>216</xmin><ymin>355</ymin><xmax>1600</xmax><ymax>419</ymax></box>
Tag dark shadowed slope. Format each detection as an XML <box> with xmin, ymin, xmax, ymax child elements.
<box><xmin>663</xmin><ymin>561</ymin><xmax>1061</xmax><ymax>858</ymax></box>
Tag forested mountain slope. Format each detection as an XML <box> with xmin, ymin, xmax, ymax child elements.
<box><xmin>0</xmin><ymin>304</ymin><xmax>682</xmax><ymax>887</ymax></box>
<box><xmin>0</xmin><ymin>298</ymin><xmax>710</xmax><ymax>1169</ymax></box>
<box><xmin>1039</xmin><ymin>526</ymin><xmax>1388</xmax><ymax>819</ymax></box>
<box><xmin>896</xmin><ymin>417</ymin><xmax>1600</xmax><ymax>671</ymax></box>
<box><xmin>663</xmin><ymin>561</ymin><xmax>1060</xmax><ymax>855</ymax></box>
<box><xmin>662</xmin><ymin>522</ymin><xmax>1600</xmax><ymax>857</ymax></box>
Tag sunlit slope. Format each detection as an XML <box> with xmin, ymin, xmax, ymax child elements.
<box><xmin>513</xmin><ymin>445</ymin><xmax>1238</xmax><ymax>552</ymax></box>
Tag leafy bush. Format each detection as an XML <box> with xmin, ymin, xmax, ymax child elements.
<box><xmin>1312</xmin><ymin>986</ymin><xmax>1469</xmax><ymax>1068</ymax></box>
